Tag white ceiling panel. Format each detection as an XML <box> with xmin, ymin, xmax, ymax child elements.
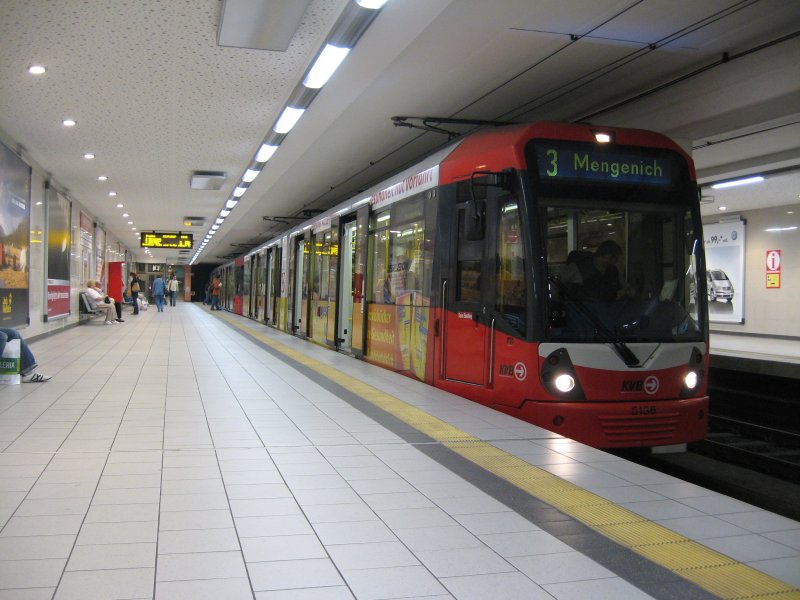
<box><xmin>0</xmin><ymin>0</ymin><xmax>798</xmax><ymax>263</ymax></box>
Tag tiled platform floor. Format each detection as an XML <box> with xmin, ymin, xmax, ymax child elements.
<box><xmin>0</xmin><ymin>303</ymin><xmax>798</xmax><ymax>599</ymax></box>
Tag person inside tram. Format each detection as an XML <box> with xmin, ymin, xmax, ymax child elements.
<box><xmin>561</xmin><ymin>240</ymin><xmax>634</xmax><ymax>302</ymax></box>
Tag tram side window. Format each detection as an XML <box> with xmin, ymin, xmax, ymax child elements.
<box><xmin>456</xmin><ymin>210</ymin><xmax>482</xmax><ymax>303</ymax></box>
<box><xmin>369</xmin><ymin>197</ymin><xmax>430</xmax><ymax>305</ymax></box>
<box><xmin>311</xmin><ymin>232</ymin><xmax>331</xmax><ymax>299</ymax></box>
<box><xmin>495</xmin><ymin>199</ymin><xmax>526</xmax><ymax>334</ymax></box>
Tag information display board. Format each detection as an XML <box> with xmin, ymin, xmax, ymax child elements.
<box><xmin>140</xmin><ymin>232</ymin><xmax>193</xmax><ymax>249</ymax></box>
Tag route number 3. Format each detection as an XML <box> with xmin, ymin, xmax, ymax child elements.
<box><xmin>545</xmin><ymin>149</ymin><xmax>558</xmax><ymax>176</ymax></box>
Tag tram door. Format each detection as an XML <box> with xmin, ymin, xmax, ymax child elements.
<box><xmin>266</xmin><ymin>247</ymin><xmax>281</xmax><ymax>325</ymax></box>
<box><xmin>292</xmin><ymin>236</ymin><xmax>309</xmax><ymax>336</ymax></box>
<box><xmin>336</xmin><ymin>219</ymin><xmax>357</xmax><ymax>352</ymax></box>
<box><xmin>441</xmin><ymin>206</ymin><xmax>487</xmax><ymax>385</ymax></box>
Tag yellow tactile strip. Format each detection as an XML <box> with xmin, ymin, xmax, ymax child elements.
<box><xmin>217</xmin><ymin>312</ymin><xmax>800</xmax><ymax>600</ymax></box>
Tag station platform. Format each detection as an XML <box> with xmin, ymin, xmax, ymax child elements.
<box><xmin>1</xmin><ymin>303</ymin><xmax>799</xmax><ymax>600</ymax></box>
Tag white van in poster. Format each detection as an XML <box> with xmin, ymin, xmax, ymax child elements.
<box><xmin>704</xmin><ymin>220</ymin><xmax>745</xmax><ymax>323</ymax></box>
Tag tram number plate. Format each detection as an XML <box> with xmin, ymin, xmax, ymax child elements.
<box><xmin>632</xmin><ymin>406</ymin><xmax>657</xmax><ymax>415</ymax></box>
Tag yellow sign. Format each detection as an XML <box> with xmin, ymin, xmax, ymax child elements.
<box><xmin>140</xmin><ymin>232</ymin><xmax>193</xmax><ymax>249</ymax></box>
<box><xmin>766</xmin><ymin>273</ymin><xmax>781</xmax><ymax>288</ymax></box>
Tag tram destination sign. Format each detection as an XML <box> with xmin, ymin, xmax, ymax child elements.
<box><xmin>533</xmin><ymin>141</ymin><xmax>674</xmax><ymax>187</ymax></box>
<box><xmin>140</xmin><ymin>231</ymin><xmax>193</xmax><ymax>249</ymax></box>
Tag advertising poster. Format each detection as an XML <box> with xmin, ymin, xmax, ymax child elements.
<box><xmin>46</xmin><ymin>189</ymin><xmax>72</xmax><ymax>319</ymax></box>
<box><xmin>80</xmin><ymin>211</ymin><xmax>93</xmax><ymax>286</ymax></box>
<box><xmin>704</xmin><ymin>220</ymin><xmax>745</xmax><ymax>324</ymax></box>
<box><xmin>0</xmin><ymin>142</ymin><xmax>31</xmax><ymax>326</ymax></box>
<box><xmin>94</xmin><ymin>225</ymin><xmax>106</xmax><ymax>285</ymax></box>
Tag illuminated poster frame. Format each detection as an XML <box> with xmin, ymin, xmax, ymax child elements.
<box><xmin>0</xmin><ymin>141</ymin><xmax>31</xmax><ymax>327</ymax></box>
<box><xmin>704</xmin><ymin>220</ymin><xmax>746</xmax><ymax>324</ymax></box>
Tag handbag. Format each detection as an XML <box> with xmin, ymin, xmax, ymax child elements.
<box><xmin>131</xmin><ymin>280</ymin><xmax>140</xmax><ymax>292</ymax></box>
<box><xmin>0</xmin><ymin>338</ymin><xmax>21</xmax><ymax>385</ymax></box>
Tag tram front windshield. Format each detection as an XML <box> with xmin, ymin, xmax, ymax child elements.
<box><xmin>543</xmin><ymin>201</ymin><xmax>703</xmax><ymax>343</ymax></box>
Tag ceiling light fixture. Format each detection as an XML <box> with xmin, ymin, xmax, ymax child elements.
<box><xmin>711</xmin><ymin>175</ymin><xmax>764</xmax><ymax>189</ymax></box>
<box><xmin>63</xmin><ymin>119</ymin><xmax>76</xmax><ymax>127</ymax></box>
<box><xmin>256</xmin><ymin>144</ymin><xmax>278</xmax><ymax>162</ymax></box>
<box><xmin>98</xmin><ymin>175</ymin><xmax>107</xmax><ymax>181</ymax></box>
<box><xmin>356</xmin><ymin>0</ymin><xmax>388</xmax><ymax>8</ymax></box>
<box><xmin>220</xmin><ymin>209</ymin><xmax>231</xmax><ymax>217</ymax></box>
<box><xmin>28</xmin><ymin>65</ymin><xmax>46</xmax><ymax>75</ymax></box>
<box><xmin>83</xmin><ymin>153</ymin><xmax>95</xmax><ymax>159</ymax></box>
<box><xmin>108</xmin><ymin>191</ymin><xmax>117</xmax><ymax>197</ymax></box>
<box><xmin>274</xmin><ymin>106</ymin><xmax>305</xmax><ymax>134</ymax></box>
<box><xmin>215</xmin><ymin>218</ymin><xmax>224</xmax><ymax>225</ymax></box>
<box><xmin>233</xmin><ymin>187</ymin><xmax>247</xmax><ymax>197</ymax></box>
<box><xmin>242</xmin><ymin>168</ymin><xmax>260</xmax><ymax>183</ymax></box>
<box><xmin>226</xmin><ymin>199</ymin><xmax>238</xmax><ymax>209</ymax></box>
<box><xmin>303</xmin><ymin>44</ymin><xmax>351</xmax><ymax>89</ymax></box>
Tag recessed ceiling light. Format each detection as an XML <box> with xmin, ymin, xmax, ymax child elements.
<box><xmin>63</xmin><ymin>119</ymin><xmax>76</xmax><ymax>127</ymax></box>
<box><xmin>127</xmin><ymin>221</ymin><xmax>133</xmax><ymax>225</ymax></box>
<box><xmin>28</xmin><ymin>65</ymin><xmax>46</xmax><ymax>75</ymax></box>
<box><xmin>84</xmin><ymin>153</ymin><xmax>95</xmax><ymax>159</ymax></box>
<box><xmin>122</xmin><ymin>213</ymin><xmax>129</xmax><ymax>217</ymax></box>
<box><xmin>719</xmin><ymin>206</ymin><xmax>727</xmax><ymax>211</ymax></box>
<box><xmin>36</xmin><ymin>201</ymin><xmax>43</xmax><ymax>206</ymax></box>
<box><xmin>131</xmin><ymin>227</ymin><xmax>137</xmax><ymax>230</ymax></box>
<box><xmin>116</xmin><ymin>203</ymin><xmax>123</xmax><ymax>208</ymax></box>
<box><xmin>108</xmin><ymin>191</ymin><xmax>117</xmax><ymax>197</ymax></box>
<box><xmin>98</xmin><ymin>175</ymin><xmax>107</xmax><ymax>181</ymax></box>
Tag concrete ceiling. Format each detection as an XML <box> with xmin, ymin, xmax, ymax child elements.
<box><xmin>1</xmin><ymin>0</ymin><xmax>798</xmax><ymax>265</ymax></box>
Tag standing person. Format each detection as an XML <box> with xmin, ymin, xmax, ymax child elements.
<box><xmin>152</xmin><ymin>273</ymin><xmax>166</xmax><ymax>312</ymax></box>
<box><xmin>210</xmin><ymin>275</ymin><xmax>221</xmax><ymax>311</ymax></box>
<box><xmin>167</xmin><ymin>274</ymin><xmax>179</xmax><ymax>307</ymax></box>
<box><xmin>0</xmin><ymin>328</ymin><xmax>51</xmax><ymax>382</ymax></box>
<box><xmin>128</xmin><ymin>272</ymin><xmax>140</xmax><ymax>315</ymax></box>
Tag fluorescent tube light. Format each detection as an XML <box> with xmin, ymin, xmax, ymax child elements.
<box><xmin>216</xmin><ymin>218</ymin><xmax>224</xmax><ymax>225</ymax></box>
<box><xmin>220</xmin><ymin>209</ymin><xmax>231</xmax><ymax>217</ymax></box>
<box><xmin>356</xmin><ymin>0</ymin><xmax>388</xmax><ymax>8</ymax></box>
<box><xmin>226</xmin><ymin>199</ymin><xmax>239</xmax><ymax>209</ymax></box>
<box><xmin>243</xmin><ymin>168</ymin><xmax>260</xmax><ymax>183</ymax></box>
<box><xmin>256</xmin><ymin>144</ymin><xmax>278</xmax><ymax>162</ymax></box>
<box><xmin>211</xmin><ymin>224</ymin><xmax>220</xmax><ymax>231</ymax></box>
<box><xmin>711</xmin><ymin>176</ymin><xmax>764</xmax><ymax>189</ymax></box>
<box><xmin>274</xmin><ymin>106</ymin><xmax>305</xmax><ymax>134</ymax></box>
<box><xmin>765</xmin><ymin>226</ymin><xmax>798</xmax><ymax>232</ymax></box>
<box><xmin>233</xmin><ymin>187</ymin><xmax>247</xmax><ymax>197</ymax></box>
<box><xmin>304</xmin><ymin>44</ymin><xmax>351</xmax><ymax>89</ymax></box>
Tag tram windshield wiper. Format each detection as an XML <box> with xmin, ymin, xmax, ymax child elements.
<box><xmin>570</xmin><ymin>300</ymin><xmax>641</xmax><ymax>367</ymax></box>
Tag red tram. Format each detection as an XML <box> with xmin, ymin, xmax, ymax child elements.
<box><xmin>213</xmin><ymin>122</ymin><xmax>709</xmax><ymax>448</ymax></box>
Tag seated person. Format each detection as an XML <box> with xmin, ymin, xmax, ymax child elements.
<box><xmin>561</xmin><ymin>240</ymin><xmax>634</xmax><ymax>302</ymax></box>
<box><xmin>0</xmin><ymin>328</ymin><xmax>51</xmax><ymax>382</ymax></box>
<box><xmin>84</xmin><ymin>280</ymin><xmax>118</xmax><ymax>324</ymax></box>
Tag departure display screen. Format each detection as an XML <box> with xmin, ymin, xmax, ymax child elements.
<box><xmin>532</xmin><ymin>140</ymin><xmax>675</xmax><ymax>187</ymax></box>
<box><xmin>140</xmin><ymin>232</ymin><xmax>193</xmax><ymax>248</ymax></box>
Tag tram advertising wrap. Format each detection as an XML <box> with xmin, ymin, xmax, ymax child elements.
<box><xmin>213</xmin><ymin>122</ymin><xmax>709</xmax><ymax>449</ymax></box>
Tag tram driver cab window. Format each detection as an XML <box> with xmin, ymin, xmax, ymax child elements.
<box><xmin>495</xmin><ymin>199</ymin><xmax>526</xmax><ymax>334</ymax></box>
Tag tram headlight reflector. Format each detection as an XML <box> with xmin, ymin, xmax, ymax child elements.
<box><xmin>554</xmin><ymin>374</ymin><xmax>575</xmax><ymax>393</ymax></box>
<box><xmin>684</xmin><ymin>371</ymin><xmax>698</xmax><ymax>389</ymax></box>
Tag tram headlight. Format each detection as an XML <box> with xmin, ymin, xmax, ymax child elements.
<box><xmin>540</xmin><ymin>348</ymin><xmax>585</xmax><ymax>400</ymax></box>
<box><xmin>554</xmin><ymin>374</ymin><xmax>576</xmax><ymax>393</ymax></box>
<box><xmin>684</xmin><ymin>371</ymin><xmax>698</xmax><ymax>390</ymax></box>
<box><xmin>680</xmin><ymin>347</ymin><xmax>706</xmax><ymax>397</ymax></box>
